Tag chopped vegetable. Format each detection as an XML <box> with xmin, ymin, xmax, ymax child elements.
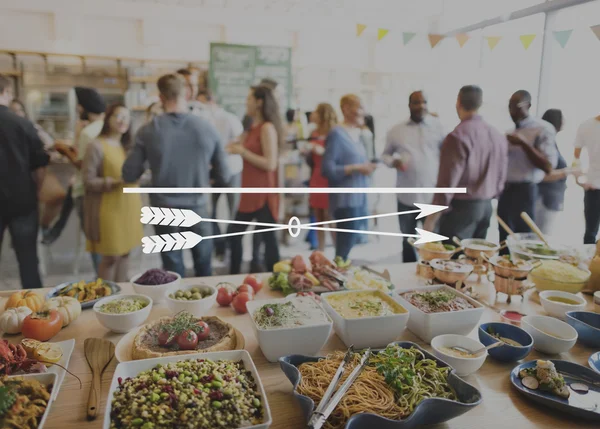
<box><xmin>135</xmin><ymin>269</ymin><xmax>177</xmax><ymax>285</ymax></box>
<box><xmin>268</xmin><ymin>273</ymin><xmax>294</xmax><ymax>296</ymax></box>
<box><xmin>98</xmin><ymin>298</ymin><xmax>148</xmax><ymax>314</ymax></box>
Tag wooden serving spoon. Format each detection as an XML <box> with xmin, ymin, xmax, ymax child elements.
<box><xmin>84</xmin><ymin>338</ymin><xmax>115</xmax><ymax>421</ymax></box>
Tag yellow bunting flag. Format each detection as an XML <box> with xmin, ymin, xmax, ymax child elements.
<box><xmin>428</xmin><ymin>34</ymin><xmax>444</xmax><ymax>48</ymax></box>
<box><xmin>520</xmin><ymin>34</ymin><xmax>536</xmax><ymax>50</ymax></box>
<box><xmin>591</xmin><ymin>24</ymin><xmax>600</xmax><ymax>41</ymax></box>
<box><xmin>455</xmin><ymin>33</ymin><xmax>470</xmax><ymax>47</ymax></box>
<box><xmin>377</xmin><ymin>28</ymin><xmax>389</xmax><ymax>41</ymax></box>
<box><xmin>485</xmin><ymin>36</ymin><xmax>502</xmax><ymax>51</ymax></box>
<box><xmin>356</xmin><ymin>23</ymin><xmax>367</xmax><ymax>37</ymax></box>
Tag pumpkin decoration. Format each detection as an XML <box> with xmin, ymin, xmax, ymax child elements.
<box><xmin>4</xmin><ymin>291</ymin><xmax>44</xmax><ymax>313</ymax></box>
<box><xmin>0</xmin><ymin>306</ymin><xmax>33</xmax><ymax>334</ymax></box>
<box><xmin>43</xmin><ymin>296</ymin><xmax>81</xmax><ymax>327</ymax></box>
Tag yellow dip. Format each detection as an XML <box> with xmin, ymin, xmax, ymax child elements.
<box><xmin>546</xmin><ymin>296</ymin><xmax>580</xmax><ymax>305</ymax></box>
<box><xmin>326</xmin><ymin>290</ymin><xmax>406</xmax><ymax>319</ymax></box>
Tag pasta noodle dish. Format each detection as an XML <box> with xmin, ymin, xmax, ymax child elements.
<box><xmin>400</xmin><ymin>290</ymin><xmax>475</xmax><ymax>313</ymax></box>
<box><xmin>297</xmin><ymin>345</ymin><xmax>457</xmax><ymax>429</ymax></box>
<box><xmin>0</xmin><ymin>376</ymin><xmax>51</xmax><ymax>429</ymax></box>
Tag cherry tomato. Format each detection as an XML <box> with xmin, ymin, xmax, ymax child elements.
<box><xmin>176</xmin><ymin>329</ymin><xmax>199</xmax><ymax>350</ymax></box>
<box><xmin>158</xmin><ymin>328</ymin><xmax>174</xmax><ymax>347</ymax></box>
<box><xmin>232</xmin><ymin>292</ymin><xmax>253</xmax><ymax>314</ymax></box>
<box><xmin>217</xmin><ymin>286</ymin><xmax>234</xmax><ymax>307</ymax></box>
<box><xmin>243</xmin><ymin>275</ymin><xmax>263</xmax><ymax>294</ymax></box>
<box><xmin>195</xmin><ymin>321</ymin><xmax>211</xmax><ymax>341</ymax></box>
<box><xmin>236</xmin><ymin>284</ymin><xmax>254</xmax><ymax>296</ymax></box>
<box><xmin>21</xmin><ymin>310</ymin><xmax>63</xmax><ymax>342</ymax></box>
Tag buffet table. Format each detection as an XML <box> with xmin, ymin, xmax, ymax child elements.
<box><xmin>1</xmin><ymin>263</ymin><xmax>597</xmax><ymax>429</ymax></box>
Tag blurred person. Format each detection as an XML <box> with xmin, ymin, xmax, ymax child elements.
<box><xmin>46</xmin><ymin>87</ymin><xmax>106</xmax><ymax>270</ymax></box>
<box><xmin>322</xmin><ymin>94</ymin><xmax>377</xmax><ymax>260</ymax></box>
<box><xmin>425</xmin><ymin>86</ymin><xmax>508</xmax><ymax>240</ymax></box>
<box><xmin>383</xmin><ymin>91</ymin><xmax>445</xmax><ymax>262</ymax></box>
<box><xmin>82</xmin><ymin>104</ymin><xmax>143</xmax><ymax>282</ymax></box>
<box><xmin>226</xmin><ymin>85</ymin><xmax>283</xmax><ymax>274</ymax></box>
<box><xmin>123</xmin><ymin>74</ymin><xmax>231</xmax><ymax>277</ymax></box>
<box><xmin>176</xmin><ymin>68</ymin><xmax>198</xmax><ymax>104</ymax></box>
<box><xmin>304</xmin><ymin>103</ymin><xmax>338</xmax><ymax>251</ymax></box>
<box><xmin>0</xmin><ymin>74</ymin><xmax>49</xmax><ymax>288</ymax></box>
<box><xmin>496</xmin><ymin>90</ymin><xmax>557</xmax><ymax>243</ymax></box>
<box><xmin>9</xmin><ymin>99</ymin><xmax>54</xmax><ymax>150</ymax></box>
<box><xmin>145</xmin><ymin>101</ymin><xmax>163</xmax><ymax>123</ymax></box>
<box><xmin>195</xmin><ymin>88</ymin><xmax>244</xmax><ymax>259</ymax></box>
<box><xmin>573</xmin><ymin>113</ymin><xmax>600</xmax><ymax>244</ymax></box>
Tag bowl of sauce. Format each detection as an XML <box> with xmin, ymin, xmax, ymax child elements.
<box><xmin>500</xmin><ymin>310</ymin><xmax>527</xmax><ymax>326</ymax></box>
<box><xmin>539</xmin><ymin>290</ymin><xmax>586</xmax><ymax>320</ymax></box>
<box><xmin>479</xmin><ymin>322</ymin><xmax>533</xmax><ymax>362</ymax></box>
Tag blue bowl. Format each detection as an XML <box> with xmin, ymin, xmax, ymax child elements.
<box><xmin>590</xmin><ymin>351</ymin><xmax>600</xmax><ymax>375</ymax></box>
<box><xmin>279</xmin><ymin>341</ymin><xmax>482</xmax><ymax>429</ymax></box>
<box><xmin>478</xmin><ymin>322</ymin><xmax>533</xmax><ymax>362</ymax></box>
<box><xmin>565</xmin><ymin>311</ymin><xmax>600</xmax><ymax>348</ymax></box>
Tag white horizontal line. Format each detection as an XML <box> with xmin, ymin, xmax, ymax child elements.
<box><xmin>124</xmin><ymin>187</ymin><xmax>467</xmax><ymax>194</ymax></box>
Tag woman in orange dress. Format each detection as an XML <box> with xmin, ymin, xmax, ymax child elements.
<box><xmin>307</xmin><ymin>103</ymin><xmax>338</xmax><ymax>251</ymax></box>
<box><xmin>227</xmin><ymin>85</ymin><xmax>285</xmax><ymax>274</ymax></box>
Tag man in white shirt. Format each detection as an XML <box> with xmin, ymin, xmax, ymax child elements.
<box><xmin>194</xmin><ymin>88</ymin><xmax>244</xmax><ymax>258</ymax></box>
<box><xmin>574</xmin><ymin>115</ymin><xmax>600</xmax><ymax>244</ymax></box>
<box><xmin>382</xmin><ymin>91</ymin><xmax>445</xmax><ymax>262</ymax></box>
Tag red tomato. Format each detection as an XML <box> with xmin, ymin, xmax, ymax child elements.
<box><xmin>176</xmin><ymin>329</ymin><xmax>199</xmax><ymax>350</ymax></box>
<box><xmin>236</xmin><ymin>284</ymin><xmax>254</xmax><ymax>296</ymax></box>
<box><xmin>195</xmin><ymin>321</ymin><xmax>211</xmax><ymax>341</ymax></box>
<box><xmin>243</xmin><ymin>275</ymin><xmax>263</xmax><ymax>294</ymax></box>
<box><xmin>217</xmin><ymin>287</ymin><xmax>234</xmax><ymax>307</ymax></box>
<box><xmin>158</xmin><ymin>328</ymin><xmax>174</xmax><ymax>347</ymax></box>
<box><xmin>21</xmin><ymin>310</ymin><xmax>62</xmax><ymax>342</ymax></box>
<box><xmin>232</xmin><ymin>292</ymin><xmax>253</xmax><ymax>314</ymax></box>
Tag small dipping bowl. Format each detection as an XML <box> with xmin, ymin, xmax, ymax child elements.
<box><xmin>521</xmin><ymin>315</ymin><xmax>578</xmax><ymax>355</ymax></box>
<box><xmin>431</xmin><ymin>334</ymin><xmax>487</xmax><ymax>376</ymax></box>
<box><xmin>500</xmin><ymin>310</ymin><xmax>527</xmax><ymax>326</ymax></box>
<box><xmin>539</xmin><ymin>290</ymin><xmax>586</xmax><ymax>320</ymax></box>
<box><xmin>565</xmin><ymin>311</ymin><xmax>600</xmax><ymax>348</ymax></box>
<box><xmin>478</xmin><ymin>322</ymin><xmax>533</xmax><ymax>362</ymax></box>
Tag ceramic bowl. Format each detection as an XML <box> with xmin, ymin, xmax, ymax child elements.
<box><xmin>478</xmin><ymin>322</ymin><xmax>533</xmax><ymax>362</ymax></box>
<box><xmin>521</xmin><ymin>315</ymin><xmax>578</xmax><ymax>355</ymax></box>
<box><xmin>565</xmin><ymin>311</ymin><xmax>600</xmax><ymax>348</ymax></box>
<box><xmin>528</xmin><ymin>262</ymin><xmax>590</xmax><ymax>294</ymax></box>
<box><xmin>430</xmin><ymin>334</ymin><xmax>487</xmax><ymax>376</ymax></box>
<box><xmin>131</xmin><ymin>271</ymin><xmax>181</xmax><ymax>304</ymax></box>
<box><xmin>165</xmin><ymin>284</ymin><xmax>217</xmax><ymax>317</ymax></box>
<box><xmin>93</xmin><ymin>294</ymin><xmax>153</xmax><ymax>333</ymax></box>
<box><xmin>499</xmin><ymin>310</ymin><xmax>527</xmax><ymax>326</ymax></box>
<box><xmin>539</xmin><ymin>290</ymin><xmax>586</xmax><ymax>320</ymax></box>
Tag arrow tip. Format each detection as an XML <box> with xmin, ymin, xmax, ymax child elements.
<box><xmin>414</xmin><ymin>228</ymin><xmax>448</xmax><ymax>245</ymax></box>
<box><xmin>414</xmin><ymin>203</ymin><xmax>448</xmax><ymax>220</ymax></box>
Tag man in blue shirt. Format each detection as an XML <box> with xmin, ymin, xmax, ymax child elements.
<box><xmin>382</xmin><ymin>91</ymin><xmax>445</xmax><ymax>262</ymax></box>
<box><xmin>498</xmin><ymin>90</ymin><xmax>558</xmax><ymax>243</ymax></box>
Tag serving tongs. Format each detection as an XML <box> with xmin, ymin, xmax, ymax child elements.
<box><xmin>307</xmin><ymin>346</ymin><xmax>371</xmax><ymax>429</ymax></box>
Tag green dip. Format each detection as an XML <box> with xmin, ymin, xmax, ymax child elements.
<box><xmin>99</xmin><ymin>298</ymin><xmax>148</xmax><ymax>314</ymax></box>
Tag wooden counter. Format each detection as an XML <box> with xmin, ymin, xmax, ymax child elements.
<box><xmin>1</xmin><ymin>264</ymin><xmax>598</xmax><ymax>429</ymax></box>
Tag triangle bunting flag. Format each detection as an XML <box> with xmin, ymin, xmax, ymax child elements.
<box><xmin>591</xmin><ymin>25</ymin><xmax>600</xmax><ymax>41</ymax></box>
<box><xmin>485</xmin><ymin>36</ymin><xmax>502</xmax><ymax>50</ymax></box>
<box><xmin>403</xmin><ymin>32</ymin><xmax>416</xmax><ymax>45</ymax></box>
<box><xmin>553</xmin><ymin>29</ymin><xmax>573</xmax><ymax>48</ymax></box>
<box><xmin>356</xmin><ymin>23</ymin><xmax>367</xmax><ymax>37</ymax></box>
<box><xmin>520</xmin><ymin>34</ymin><xmax>536</xmax><ymax>50</ymax></box>
<box><xmin>428</xmin><ymin>34</ymin><xmax>444</xmax><ymax>48</ymax></box>
<box><xmin>377</xmin><ymin>28</ymin><xmax>389</xmax><ymax>41</ymax></box>
<box><xmin>455</xmin><ymin>33</ymin><xmax>470</xmax><ymax>47</ymax></box>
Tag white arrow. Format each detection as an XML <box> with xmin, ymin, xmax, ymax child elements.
<box><xmin>141</xmin><ymin>231</ymin><xmax>203</xmax><ymax>254</ymax></box>
<box><xmin>140</xmin><ymin>207</ymin><xmax>202</xmax><ymax>227</ymax></box>
<box><xmin>414</xmin><ymin>203</ymin><xmax>447</xmax><ymax>220</ymax></box>
<box><xmin>413</xmin><ymin>228</ymin><xmax>449</xmax><ymax>245</ymax></box>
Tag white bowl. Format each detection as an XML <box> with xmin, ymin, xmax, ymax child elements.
<box><xmin>394</xmin><ymin>285</ymin><xmax>484</xmax><ymax>344</ymax></box>
<box><xmin>131</xmin><ymin>270</ymin><xmax>181</xmax><ymax>303</ymax></box>
<box><xmin>521</xmin><ymin>315</ymin><xmax>578</xmax><ymax>355</ymax></box>
<box><xmin>93</xmin><ymin>294</ymin><xmax>153</xmax><ymax>333</ymax></box>
<box><xmin>165</xmin><ymin>284</ymin><xmax>216</xmax><ymax>317</ymax></box>
<box><xmin>321</xmin><ymin>289</ymin><xmax>409</xmax><ymax>349</ymax></box>
<box><xmin>7</xmin><ymin>373</ymin><xmax>57</xmax><ymax>429</ymax></box>
<box><xmin>246</xmin><ymin>296</ymin><xmax>332</xmax><ymax>362</ymax></box>
<box><xmin>431</xmin><ymin>334</ymin><xmax>487</xmax><ymax>376</ymax></box>
<box><xmin>539</xmin><ymin>290</ymin><xmax>586</xmax><ymax>320</ymax></box>
<box><xmin>103</xmin><ymin>350</ymin><xmax>272</xmax><ymax>429</ymax></box>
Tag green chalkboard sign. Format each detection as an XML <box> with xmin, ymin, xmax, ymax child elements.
<box><xmin>209</xmin><ymin>43</ymin><xmax>292</xmax><ymax>118</ymax></box>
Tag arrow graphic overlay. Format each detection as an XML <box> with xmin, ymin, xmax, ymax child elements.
<box><xmin>140</xmin><ymin>207</ymin><xmax>202</xmax><ymax>227</ymax></box>
<box><xmin>141</xmin><ymin>231</ymin><xmax>203</xmax><ymax>254</ymax></box>
<box><xmin>125</xmin><ymin>187</ymin><xmax>466</xmax><ymax>194</ymax></box>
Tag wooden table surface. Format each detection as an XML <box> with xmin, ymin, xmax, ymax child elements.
<box><xmin>2</xmin><ymin>264</ymin><xmax>598</xmax><ymax>429</ymax></box>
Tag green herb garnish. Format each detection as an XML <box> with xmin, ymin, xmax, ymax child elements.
<box><xmin>0</xmin><ymin>385</ymin><xmax>16</xmax><ymax>417</ymax></box>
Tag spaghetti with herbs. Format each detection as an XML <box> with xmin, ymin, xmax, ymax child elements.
<box><xmin>297</xmin><ymin>346</ymin><xmax>456</xmax><ymax>429</ymax></box>
<box><xmin>0</xmin><ymin>377</ymin><xmax>51</xmax><ymax>429</ymax></box>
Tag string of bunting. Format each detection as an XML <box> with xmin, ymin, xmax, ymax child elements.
<box><xmin>355</xmin><ymin>23</ymin><xmax>600</xmax><ymax>50</ymax></box>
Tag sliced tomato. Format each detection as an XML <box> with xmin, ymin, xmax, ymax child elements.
<box><xmin>232</xmin><ymin>292</ymin><xmax>253</xmax><ymax>314</ymax></box>
<box><xmin>216</xmin><ymin>287</ymin><xmax>234</xmax><ymax>307</ymax></box>
<box><xmin>176</xmin><ymin>329</ymin><xmax>198</xmax><ymax>350</ymax></box>
<box><xmin>236</xmin><ymin>284</ymin><xmax>254</xmax><ymax>296</ymax></box>
<box><xmin>195</xmin><ymin>321</ymin><xmax>210</xmax><ymax>341</ymax></box>
<box><xmin>157</xmin><ymin>328</ymin><xmax>175</xmax><ymax>347</ymax></box>
<box><xmin>243</xmin><ymin>275</ymin><xmax>263</xmax><ymax>294</ymax></box>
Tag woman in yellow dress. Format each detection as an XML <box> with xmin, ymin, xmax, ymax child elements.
<box><xmin>82</xmin><ymin>104</ymin><xmax>143</xmax><ymax>282</ymax></box>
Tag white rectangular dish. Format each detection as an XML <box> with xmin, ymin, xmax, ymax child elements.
<box><xmin>103</xmin><ymin>349</ymin><xmax>272</xmax><ymax>429</ymax></box>
<box><xmin>4</xmin><ymin>372</ymin><xmax>57</xmax><ymax>429</ymax></box>
<box><xmin>321</xmin><ymin>289</ymin><xmax>409</xmax><ymax>349</ymax></box>
<box><xmin>246</xmin><ymin>296</ymin><xmax>332</xmax><ymax>362</ymax></box>
<box><xmin>394</xmin><ymin>284</ymin><xmax>484</xmax><ymax>344</ymax></box>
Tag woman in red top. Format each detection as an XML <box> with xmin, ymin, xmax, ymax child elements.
<box><xmin>227</xmin><ymin>85</ymin><xmax>284</xmax><ymax>274</ymax></box>
<box><xmin>307</xmin><ymin>103</ymin><xmax>338</xmax><ymax>251</ymax></box>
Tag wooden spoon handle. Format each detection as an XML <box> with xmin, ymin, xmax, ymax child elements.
<box><xmin>496</xmin><ymin>215</ymin><xmax>515</xmax><ymax>238</ymax></box>
<box><xmin>87</xmin><ymin>371</ymin><xmax>101</xmax><ymax>420</ymax></box>
<box><xmin>519</xmin><ymin>212</ymin><xmax>548</xmax><ymax>245</ymax></box>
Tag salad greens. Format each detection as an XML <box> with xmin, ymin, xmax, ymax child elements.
<box><xmin>268</xmin><ymin>273</ymin><xmax>294</xmax><ymax>296</ymax></box>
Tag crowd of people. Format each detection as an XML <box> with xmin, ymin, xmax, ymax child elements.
<box><xmin>1</xmin><ymin>69</ymin><xmax>599</xmax><ymax>289</ymax></box>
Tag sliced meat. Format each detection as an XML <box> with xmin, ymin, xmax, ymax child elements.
<box><xmin>309</xmin><ymin>251</ymin><xmax>335</xmax><ymax>269</ymax></box>
<box><xmin>288</xmin><ymin>272</ymin><xmax>314</xmax><ymax>291</ymax></box>
<box><xmin>291</xmin><ymin>255</ymin><xmax>308</xmax><ymax>273</ymax></box>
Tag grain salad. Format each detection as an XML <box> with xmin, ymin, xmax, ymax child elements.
<box><xmin>110</xmin><ymin>359</ymin><xmax>263</xmax><ymax>429</ymax></box>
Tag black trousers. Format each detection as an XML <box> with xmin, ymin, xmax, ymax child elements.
<box><xmin>0</xmin><ymin>209</ymin><xmax>43</xmax><ymax>289</ymax></box>
<box><xmin>228</xmin><ymin>205</ymin><xmax>280</xmax><ymax>274</ymax></box>
<box><xmin>497</xmin><ymin>182</ymin><xmax>537</xmax><ymax>243</ymax></box>
<box><xmin>439</xmin><ymin>199</ymin><xmax>493</xmax><ymax>242</ymax></box>
<box><xmin>398</xmin><ymin>200</ymin><xmax>420</xmax><ymax>263</ymax></box>
<box><xmin>584</xmin><ymin>189</ymin><xmax>600</xmax><ymax>244</ymax></box>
